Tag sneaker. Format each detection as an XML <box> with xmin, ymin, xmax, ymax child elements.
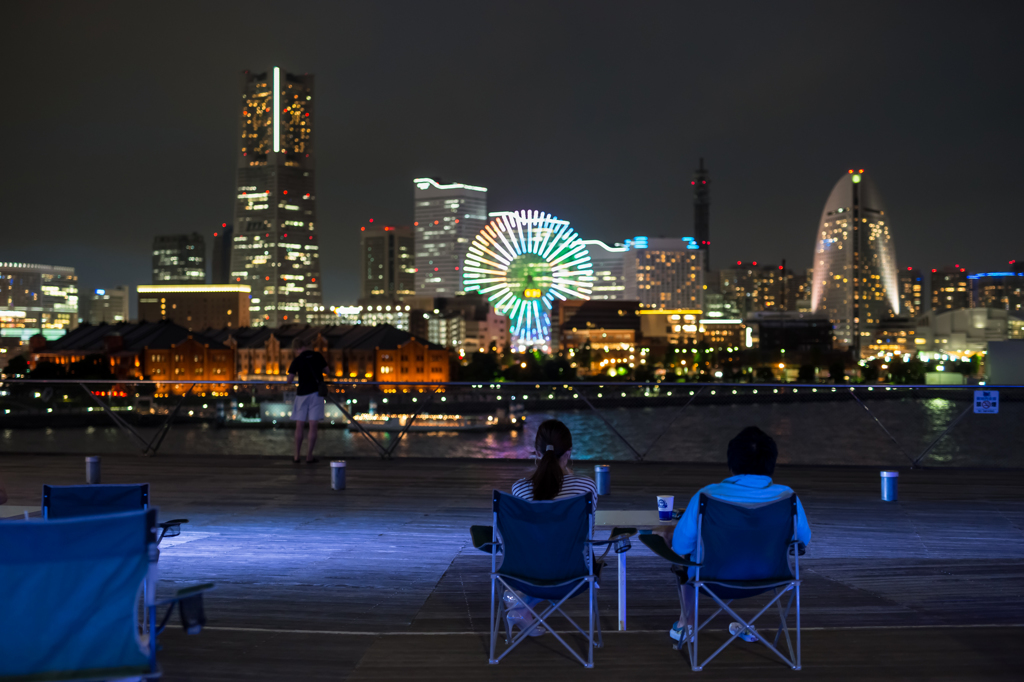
<box><xmin>729</xmin><ymin>622</ymin><xmax>757</xmax><ymax>642</ymax></box>
<box><xmin>669</xmin><ymin>621</ymin><xmax>693</xmax><ymax>643</ymax></box>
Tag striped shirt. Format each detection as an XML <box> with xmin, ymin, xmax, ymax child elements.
<box><xmin>511</xmin><ymin>474</ymin><xmax>598</xmax><ymax>508</ymax></box>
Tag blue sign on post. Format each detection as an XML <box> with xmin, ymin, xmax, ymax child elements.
<box><xmin>974</xmin><ymin>390</ymin><xmax>999</xmax><ymax>414</ymax></box>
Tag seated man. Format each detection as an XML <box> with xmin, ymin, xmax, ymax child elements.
<box><xmin>666</xmin><ymin>426</ymin><xmax>811</xmax><ymax>644</ymax></box>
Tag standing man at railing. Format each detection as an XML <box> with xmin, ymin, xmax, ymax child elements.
<box><xmin>287</xmin><ymin>338</ymin><xmax>328</xmax><ymax>464</ymax></box>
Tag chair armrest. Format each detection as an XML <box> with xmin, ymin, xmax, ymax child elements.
<box><xmin>470</xmin><ymin>525</ymin><xmax>500</xmax><ymax>553</ymax></box>
<box><xmin>789</xmin><ymin>542</ymin><xmax>806</xmax><ymax>556</ymax></box>
<box><xmin>638</xmin><ymin>533</ymin><xmax>701</xmax><ymax>566</ymax></box>
<box><xmin>589</xmin><ymin>527</ymin><xmax>637</xmax><ymax>554</ymax></box>
<box><xmin>157</xmin><ymin>519</ymin><xmax>189</xmax><ymax>544</ymax></box>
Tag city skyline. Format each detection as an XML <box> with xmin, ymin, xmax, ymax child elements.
<box><xmin>3</xmin><ymin>3</ymin><xmax>1022</xmax><ymax>311</ymax></box>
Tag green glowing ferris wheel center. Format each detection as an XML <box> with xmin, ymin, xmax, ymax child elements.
<box><xmin>505</xmin><ymin>253</ymin><xmax>553</xmax><ymax>300</ymax></box>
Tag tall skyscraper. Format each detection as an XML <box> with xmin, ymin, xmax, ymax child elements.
<box><xmin>693</xmin><ymin>158</ymin><xmax>710</xmax><ymax>270</ymax></box>
<box><xmin>413</xmin><ymin>178</ymin><xmax>487</xmax><ymax>296</ymax></box>
<box><xmin>899</xmin><ymin>267</ymin><xmax>924</xmax><ymax>318</ymax></box>
<box><xmin>583</xmin><ymin>240</ymin><xmax>629</xmax><ymax>300</ymax></box>
<box><xmin>152</xmin><ymin>233</ymin><xmax>205</xmax><ymax>284</ymax></box>
<box><xmin>360</xmin><ymin>222</ymin><xmax>415</xmax><ymax>299</ymax></box>
<box><xmin>623</xmin><ymin>237</ymin><xmax>704</xmax><ymax>310</ymax></box>
<box><xmin>811</xmin><ymin>170</ymin><xmax>899</xmax><ymax>349</ymax></box>
<box><xmin>211</xmin><ymin>224</ymin><xmax>233</xmax><ymax>284</ymax></box>
<box><xmin>0</xmin><ymin>262</ymin><xmax>78</xmax><ymax>340</ymax></box>
<box><xmin>230</xmin><ymin>67</ymin><xmax>322</xmax><ymax>327</ymax></box>
<box><xmin>930</xmin><ymin>266</ymin><xmax>969</xmax><ymax>312</ymax></box>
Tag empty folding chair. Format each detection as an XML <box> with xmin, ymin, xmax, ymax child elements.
<box><xmin>640</xmin><ymin>493</ymin><xmax>803</xmax><ymax>671</ymax></box>
<box><xmin>0</xmin><ymin>508</ymin><xmax>213</xmax><ymax>681</ymax></box>
<box><xmin>43</xmin><ymin>483</ymin><xmax>188</xmax><ymax>542</ymax></box>
<box><xmin>471</xmin><ymin>490</ymin><xmax>628</xmax><ymax>668</ymax></box>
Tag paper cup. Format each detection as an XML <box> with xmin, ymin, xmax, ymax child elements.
<box><xmin>657</xmin><ymin>494</ymin><xmax>674</xmax><ymax>521</ymax></box>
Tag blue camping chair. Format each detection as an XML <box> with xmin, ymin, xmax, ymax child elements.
<box><xmin>0</xmin><ymin>508</ymin><xmax>213</xmax><ymax>681</ymax></box>
<box><xmin>471</xmin><ymin>491</ymin><xmax>628</xmax><ymax>668</ymax></box>
<box><xmin>43</xmin><ymin>483</ymin><xmax>188</xmax><ymax>542</ymax></box>
<box><xmin>640</xmin><ymin>493</ymin><xmax>803</xmax><ymax>671</ymax></box>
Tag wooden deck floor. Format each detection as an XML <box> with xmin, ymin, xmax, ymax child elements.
<box><xmin>2</xmin><ymin>453</ymin><xmax>1023</xmax><ymax>680</ymax></box>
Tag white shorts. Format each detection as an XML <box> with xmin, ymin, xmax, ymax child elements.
<box><xmin>292</xmin><ymin>393</ymin><xmax>325</xmax><ymax>422</ymax></box>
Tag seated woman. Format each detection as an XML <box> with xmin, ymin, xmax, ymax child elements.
<box><xmin>504</xmin><ymin>419</ymin><xmax>598</xmax><ymax>635</ymax></box>
<box><xmin>511</xmin><ymin>419</ymin><xmax>597</xmax><ymax>504</ymax></box>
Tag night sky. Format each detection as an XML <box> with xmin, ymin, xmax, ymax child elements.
<box><xmin>4</xmin><ymin>1</ymin><xmax>1022</xmax><ymax>313</ymax></box>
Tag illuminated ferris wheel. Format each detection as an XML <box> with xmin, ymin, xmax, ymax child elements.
<box><xmin>463</xmin><ymin>210</ymin><xmax>593</xmax><ymax>349</ymax></box>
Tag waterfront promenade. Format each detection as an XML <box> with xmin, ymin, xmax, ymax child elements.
<box><xmin>2</xmin><ymin>453</ymin><xmax>1022</xmax><ymax>680</ymax></box>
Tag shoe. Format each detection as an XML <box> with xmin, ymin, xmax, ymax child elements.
<box><xmin>669</xmin><ymin>621</ymin><xmax>693</xmax><ymax>643</ymax></box>
<box><xmin>292</xmin><ymin>458</ymin><xmax>300</xmax><ymax>464</ymax></box>
<box><xmin>729</xmin><ymin>622</ymin><xmax>757</xmax><ymax>642</ymax></box>
<box><xmin>306</xmin><ymin>458</ymin><xmax>319</xmax><ymax>464</ymax></box>
<box><xmin>506</xmin><ymin>608</ymin><xmax>545</xmax><ymax>637</ymax></box>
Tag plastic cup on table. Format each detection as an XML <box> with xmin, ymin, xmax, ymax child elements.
<box><xmin>657</xmin><ymin>495</ymin><xmax>674</xmax><ymax>521</ymax></box>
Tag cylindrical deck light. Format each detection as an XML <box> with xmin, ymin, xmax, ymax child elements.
<box><xmin>880</xmin><ymin>470</ymin><xmax>898</xmax><ymax>502</ymax></box>
<box><xmin>86</xmin><ymin>456</ymin><xmax>101</xmax><ymax>485</ymax></box>
<box><xmin>331</xmin><ymin>460</ymin><xmax>347</xmax><ymax>490</ymax></box>
<box><xmin>595</xmin><ymin>464</ymin><xmax>610</xmax><ymax>496</ymax></box>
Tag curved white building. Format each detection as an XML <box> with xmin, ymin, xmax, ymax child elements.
<box><xmin>811</xmin><ymin>171</ymin><xmax>899</xmax><ymax>348</ymax></box>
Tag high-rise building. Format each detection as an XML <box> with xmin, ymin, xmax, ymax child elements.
<box><xmin>623</xmin><ymin>237</ymin><xmax>704</xmax><ymax>310</ymax></box>
<box><xmin>719</xmin><ymin>262</ymin><xmax>789</xmax><ymax>314</ymax></box>
<box><xmin>930</xmin><ymin>266</ymin><xmax>970</xmax><ymax>312</ymax></box>
<box><xmin>583</xmin><ymin>240</ymin><xmax>629</xmax><ymax>301</ymax></box>
<box><xmin>811</xmin><ymin>170</ymin><xmax>900</xmax><ymax>349</ymax></box>
<box><xmin>899</xmin><ymin>267</ymin><xmax>924</xmax><ymax>318</ymax></box>
<box><xmin>152</xmin><ymin>233</ymin><xmax>206</xmax><ymax>284</ymax></box>
<box><xmin>0</xmin><ymin>262</ymin><xmax>79</xmax><ymax>340</ymax></box>
<box><xmin>80</xmin><ymin>286</ymin><xmax>130</xmax><ymax>325</ymax></box>
<box><xmin>413</xmin><ymin>178</ymin><xmax>487</xmax><ymax>296</ymax></box>
<box><xmin>231</xmin><ymin>67</ymin><xmax>322</xmax><ymax>327</ymax></box>
<box><xmin>360</xmin><ymin>222</ymin><xmax>415</xmax><ymax>299</ymax></box>
<box><xmin>968</xmin><ymin>265</ymin><xmax>1022</xmax><ymax>314</ymax></box>
<box><xmin>211</xmin><ymin>224</ymin><xmax>233</xmax><ymax>284</ymax></box>
<box><xmin>693</xmin><ymin>158</ymin><xmax>710</xmax><ymax>270</ymax></box>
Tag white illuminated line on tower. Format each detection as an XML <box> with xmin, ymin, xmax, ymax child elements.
<box><xmin>273</xmin><ymin>67</ymin><xmax>281</xmax><ymax>153</ymax></box>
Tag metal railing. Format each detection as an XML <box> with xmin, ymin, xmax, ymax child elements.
<box><xmin>0</xmin><ymin>379</ymin><xmax>1020</xmax><ymax>468</ymax></box>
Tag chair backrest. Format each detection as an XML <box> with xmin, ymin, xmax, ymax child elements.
<box><xmin>697</xmin><ymin>493</ymin><xmax>796</xmax><ymax>582</ymax></box>
<box><xmin>493</xmin><ymin>490</ymin><xmax>592</xmax><ymax>583</ymax></box>
<box><xmin>42</xmin><ymin>483</ymin><xmax>149</xmax><ymax>519</ymax></box>
<box><xmin>0</xmin><ymin>508</ymin><xmax>156</xmax><ymax>679</ymax></box>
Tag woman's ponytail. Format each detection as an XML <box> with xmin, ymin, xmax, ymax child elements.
<box><xmin>531</xmin><ymin>419</ymin><xmax>573</xmax><ymax>500</ymax></box>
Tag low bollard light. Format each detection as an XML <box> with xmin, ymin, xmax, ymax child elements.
<box><xmin>880</xmin><ymin>470</ymin><xmax>898</xmax><ymax>502</ymax></box>
<box><xmin>331</xmin><ymin>460</ymin><xmax>346</xmax><ymax>490</ymax></box>
<box><xmin>86</xmin><ymin>456</ymin><xmax>101</xmax><ymax>485</ymax></box>
<box><xmin>595</xmin><ymin>464</ymin><xmax>610</xmax><ymax>496</ymax></box>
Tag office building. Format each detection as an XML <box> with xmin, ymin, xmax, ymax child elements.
<box><xmin>623</xmin><ymin>237</ymin><xmax>704</xmax><ymax>310</ymax></box>
<box><xmin>969</xmin><ymin>267</ymin><xmax>1022</xmax><ymax>314</ymax></box>
<box><xmin>137</xmin><ymin>284</ymin><xmax>251</xmax><ymax>331</ymax></box>
<box><xmin>899</xmin><ymin>267</ymin><xmax>924</xmax><ymax>318</ymax></box>
<box><xmin>0</xmin><ymin>262</ymin><xmax>79</xmax><ymax>341</ymax></box>
<box><xmin>638</xmin><ymin>309</ymin><xmax>702</xmax><ymax>346</ymax></box>
<box><xmin>80</xmin><ymin>286</ymin><xmax>130</xmax><ymax>325</ymax></box>
<box><xmin>230</xmin><ymin>67</ymin><xmax>323</xmax><ymax>326</ymax></box>
<box><xmin>719</xmin><ymin>262</ymin><xmax>795</xmax><ymax>314</ymax></box>
<box><xmin>584</xmin><ymin>240</ymin><xmax>629</xmax><ymax>300</ymax></box>
<box><xmin>211</xmin><ymin>224</ymin><xmax>233</xmax><ymax>284</ymax></box>
<box><xmin>413</xmin><ymin>178</ymin><xmax>488</xmax><ymax>296</ymax></box>
<box><xmin>152</xmin><ymin>233</ymin><xmax>206</xmax><ymax>284</ymax></box>
<box><xmin>361</xmin><ymin>223</ymin><xmax>414</xmax><ymax>298</ymax></box>
<box><xmin>810</xmin><ymin>170</ymin><xmax>900</xmax><ymax>349</ymax></box>
<box><xmin>693</xmin><ymin>158</ymin><xmax>710</xmax><ymax>269</ymax></box>
<box><xmin>930</xmin><ymin>266</ymin><xmax>970</xmax><ymax>312</ymax></box>
<box><xmin>913</xmin><ymin>307</ymin><xmax>1024</xmax><ymax>358</ymax></box>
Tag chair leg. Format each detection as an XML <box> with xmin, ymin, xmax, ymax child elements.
<box><xmin>489</xmin><ymin>576</ymin><xmax>498</xmax><ymax>663</ymax></box>
<box><xmin>594</xmin><ymin>589</ymin><xmax>604</xmax><ymax>649</ymax></box>
<box><xmin>691</xmin><ymin>582</ymin><xmax>701</xmax><ymax>671</ymax></box>
<box><xmin>587</xmin><ymin>580</ymin><xmax>595</xmax><ymax>668</ymax></box>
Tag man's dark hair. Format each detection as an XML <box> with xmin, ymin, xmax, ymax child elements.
<box><xmin>727</xmin><ymin>426</ymin><xmax>778</xmax><ymax>476</ymax></box>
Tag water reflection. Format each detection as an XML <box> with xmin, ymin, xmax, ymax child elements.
<box><xmin>1</xmin><ymin>399</ymin><xmax>1020</xmax><ymax>468</ymax></box>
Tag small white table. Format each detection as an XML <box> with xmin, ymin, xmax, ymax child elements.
<box><xmin>595</xmin><ymin>509</ymin><xmax>677</xmax><ymax>631</ymax></box>
<box><xmin>0</xmin><ymin>505</ymin><xmax>41</xmax><ymax>520</ymax></box>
